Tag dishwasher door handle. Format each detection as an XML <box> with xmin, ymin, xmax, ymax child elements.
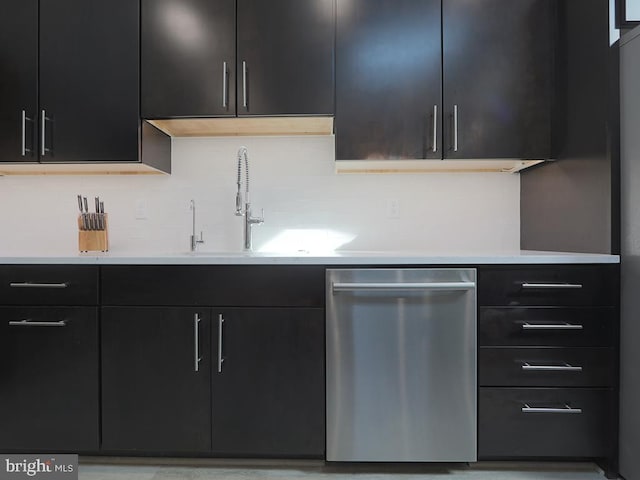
<box><xmin>332</xmin><ymin>282</ymin><xmax>475</xmax><ymax>292</ymax></box>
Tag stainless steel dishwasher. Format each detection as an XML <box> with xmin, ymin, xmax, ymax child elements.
<box><xmin>326</xmin><ymin>268</ymin><xmax>477</xmax><ymax>462</ymax></box>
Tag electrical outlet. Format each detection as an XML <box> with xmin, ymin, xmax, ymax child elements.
<box><xmin>387</xmin><ymin>199</ymin><xmax>400</xmax><ymax>219</ymax></box>
<box><xmin>135</xmin><ymin>199</ymin><xmax>148</xmax><ymax>220</ymax></box>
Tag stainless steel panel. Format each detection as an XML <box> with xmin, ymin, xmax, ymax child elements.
<box><xmin>326</xmin><ymin>268</ymin><xmax>477</xmax><ymax>462</ymax></box>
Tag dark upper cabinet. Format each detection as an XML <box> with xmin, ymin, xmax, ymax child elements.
<box><xmin>211</xmin><ymin>308</ymin><xmax>325</xmax><ymax>457</ymax></box>
<box><xmin>0</xmin><ymin>0</ymin><xmax>38</xmax><ymax>163</ymax></box>
<box><xmin>141</xmin><ymin>0</ymin><xmax>236</xmax><ymax>118</ymax></box>
<box><xmin>0</xmin><ymin>0</ymin><xmax>140</xmax><ymax>163</ymax></box>
<box><xmin>237</xmin><ymin>0</ymin><xmax>335</xmax><ymax>116</ymax></box>
<box><xmin>101</xmin><ymin>307</ymin><xmax>212</xmax><ymax>453</ymax></box>
<box><xmin>336</xmin><ymin>0</ymin><xmax>442</xmax><ymax>160</ymax></box>
<box><xmin>442</xmin><ymin>0</ymin><xmax>553</xmax><ymax>159</ymax></box>
<box><xmin>336</xmin><ymin>0</ymin><xmax>553</xmax><ymax>161</ymax></box>
<box><xmin>39</xmin><ymin>0</ymin><xmax>139</xmax><ymax>162</ymax></box>
<box><xmin>141</xmin><ymin>0</ymin><xmax>335</xmax><ymax>118</ymax></box>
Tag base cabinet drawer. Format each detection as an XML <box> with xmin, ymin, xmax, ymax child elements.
<box><xmin>479</xmin><ymin>388</ymin><xmax>609</xmax><ymax>458</ymax></box>
<box><xmin>479</xmin><ymin>347</ymin><xmax>613</xmax><ymax>387</ymax></box>
<box><xmin>479</xmin><ymin>307</ymin><xmax>614</xmax><ymax>347</ymax></box>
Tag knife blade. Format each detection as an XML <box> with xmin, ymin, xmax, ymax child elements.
<box><xmin>95</xmin><ymin>197</ymin><xmax>101</xmax><ymax>230</ymax></box>
<box><xmin>77</xmin><ymin>195</ymin><xmax>86</xmax><ymax>231</ymax></box>
<box><xmin>83</xmin><ymin>197</ymin><xmax>91</xmax><ymax>230</ymax></box>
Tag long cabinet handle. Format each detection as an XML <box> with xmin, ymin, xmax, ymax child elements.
<box><xmin>222</xmin><ymin>61</ymin><xmax>228</xmax><ymax>108</ymax></box>
<box><xmin>521</xmin><ymin>283</ymin><xmax>583</xmax><ymax>289</ymax></box>
<box><xmin>432</xmin><ymin>105</ymin><xmax>438</xmax><ymax>153</ymax></box>
<box><xmin>21</xmin><ymin>110</ymin><xmax>32</xmax><ymax>156</ymax></box>
<box><xmin>217</xmin><ymin>313</ymin><xmax>225</xmax><ymax>373</ymax></box>
<box><xmin>332</xmin><ymin>282</ymin><xmax>475</xmax><ymax>292</ymax></box>
<box><xmin>522</xmin><ymin>362</ymin><xmax>583</xmax><ymax>372</ymax></box>
<box><xmin>194</xmin><ymin>313</ymin><xmax>201</xmax><ymax>372</ymax></box>
<box><xmin>40</xmin><ymin>110</ymin><xmax>51</xmax><ymax>157</ymax></box>
<box><xmin>522</xmin><ymin>404</ymin><xmax>582</xmax><ymax>414</ymax></box>
<box><xmin>9</xmin><ymin>319</ymin><xmax>67</xmax><ymax>327</ymax></box>
<box><xmin>522</xmin><ymin>322</ymin><xmax>584</xmax><ymax>331</ymax></box>
<box><xmin>242</xmin><ymin>61</ymin><xmax>248</xmax><ymax>109</ymax></box>
<box><xmin>10</xmin><ymin>282</ymin><xmax>68</xmax><ymax>289</ymax></box>
<box><xmin>453</xmin><ymin>104</ymin><xmax>459</xmax><ymax>152</ymax></box>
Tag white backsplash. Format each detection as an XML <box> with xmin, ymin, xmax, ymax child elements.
<box><xmin>0</xmin><ymin>136</ymin><xmax>520</xmax><ymax>256</ymax></box>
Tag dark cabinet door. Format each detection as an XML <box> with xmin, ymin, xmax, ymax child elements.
<box><xmin>141</xmin><ymin>0</ymin><xmax>236</xmax><ymax>118</ymax></box>
<box><xmin>212</xmin><ymin>308</ymin><xmax>325</xmax><ymax>457</ymax></box>
<box><xmin>101</xmin><ymin>307</ymin><xmax>211</xmax><ymax>453</ymax></box>
<box><xmin>237</xmin><ymin>0</ymin><xmax>335</xmax><ymax>116</ymax></box>
<box><xmin>335</xmin><ymin>0</ymin><xmax>442</xmax><ymax>160</ymax></box>
<box><xmin>443</xmin><ymin>0</ymin><xmax>553</xmax><ymax>159</ymax></box>
<box><xmin>0</xmin><ymin>0</ymin><xmax>38</xmax><ymax>163</ymax></box>
<box><xmin>39</xmin><ymin>0</ymin><xmax>139</xmax><ymax>162</ymax></box>
<box><xmin>0</xmin><ymin>307</ymin><xmax>99</xmax><ymax>451</ymax></box>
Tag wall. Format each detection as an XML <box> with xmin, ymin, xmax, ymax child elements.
<box><xmin>0</xmin><ymin>136</ymin><xmax>520</xmax><ymax>256</ymax></box>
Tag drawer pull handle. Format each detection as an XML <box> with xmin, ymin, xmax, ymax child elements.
<box><xmin>522</xmin><ymin>322</ymin><xmax>584</xmax><ymax>331</ymax></box>
<box><xmin>522</xmin><ymin>404</ymin><xmax>582</xmax><ymax>414</ymax></box>
<box><xmin>521</xmin><ymin>283</ymin><xmax>583</xmax><ymax>289</ymax></box>
<box><xmin>9</xmin><ymin>282</ymin><xmax>69</xmax><ymax>289</ymax></box>
<box><xmin>9</xmin><ymin>319</ymin><xmax>67</xmax><ymax>327</ymax></box>
<box><xmin>522</xmin><ymin>362</ymin><xmax>583</xmax><ymax>372</ymax></box>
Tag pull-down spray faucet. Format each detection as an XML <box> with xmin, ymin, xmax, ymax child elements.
<box><xmin>235</xmin><ymin>146</ymin><xmax>263</xmax><ymax>251</ymax></box>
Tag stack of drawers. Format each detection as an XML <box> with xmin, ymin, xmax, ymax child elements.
<box><xmin>478</xmin><ymin>265</ymin><xmax>618</xmax><ymax>459</ymax></box>
<box><xmin>0</xmin><ymin>265</ymin><xmax>100</xmax><ymax>452</ymax></box>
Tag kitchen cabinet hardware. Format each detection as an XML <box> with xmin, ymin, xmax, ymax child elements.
<box><xmin>521</xmin><ymin>404</ymin><xmax>582</xmax><ymax>415</ymax></box>
<box><xmin>521</xmin><ymin>362</ymin><xmax>583</xmax><ymax>372</ymax></box>
<box><xmin>194</xmin><ymin>313</ymin><xmax>201</xmax><ymax>372</ymax></box>
<box><xmin>8</xmin><ymin>319</ymin><xmax>67</xmax><ymax>327</ymax></box>
<box><xmin>222</xmin><ymin>61</ymin><xmax>228</xmax><ymax>108</ymax></box>
<box><xmin>332</xmin><ymin>281</ymin><xmax>475</xmax><ymax>292</ymax></box>
<box><xmin>453</xmin><ymin>104</ymin><xmax>459</xmax><ymax>152</ymax></box>
<box><xmin>522</xmin><ymin>322</ymin><xmax>584</xmax><ymax>330</ymax></box>
<box><xmin>21</xmin><ymin>110</ymin><xmax>32</xmax><ymax>156</ymax></box>
<box><xmin>40</xmin><ymin>109</ymin><xmax>50</xmax><ymax>156</ymax></box>
<box><xmin>432</xmin><ymin>105</ymin><xmax>438</xmax><ymax>153</ymax></box>
<box><xmin>242</xmin><ymin>61</ymin><xmax>248</xmax><ymax>109</ymax></box>
<box><xmin>217</xmin><ymin>313</ymin><xmax>225</xmax><ymax>373</ymax></box>
<box><xmin>521</xmin><ymin>283</ymin><xmax>584</xmax><ymax>289</ymax></box>
<box><xmin>9</xmin><ymin>282</ymin><xmax>68</xmax><ymax>289</ymax></box>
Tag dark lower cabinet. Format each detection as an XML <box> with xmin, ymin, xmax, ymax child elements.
<box><xmin>101</xmin><ymin>307</ymin><xmax>211</xmax><ymax>453</ymax></box>
<box><xmin>212</xmin><ymin>308</ymin><xmax>325</xmax><ymax>457</ymax></box>
<box><xmin>0</xmin><ymin>307</ymin><xmax>99</xmax><ymax>451</ymax></box>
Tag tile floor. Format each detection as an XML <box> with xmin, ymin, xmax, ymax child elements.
<box><xmin>78</xmin><ymin>459</ymin><xmax>610</xmax><ymax>480</ymax></box>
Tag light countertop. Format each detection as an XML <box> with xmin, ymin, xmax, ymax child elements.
<box><xmin>0</xmin><ymin>250</ymin><xmax>620</xmax><ymax>265</ymax></box>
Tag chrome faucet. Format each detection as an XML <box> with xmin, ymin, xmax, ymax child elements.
<box><xmin>235</xmin><ymin>146</ymin><xmax>264</xmax><ymax>251</ymax></box>
<box><xmin>190</xmin><ymin>200</ymin><xmax>204</xmax><ymax>252</ymax></box>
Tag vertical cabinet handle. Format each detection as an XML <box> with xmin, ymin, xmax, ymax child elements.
<box><xmin>193</xmin><ymin>313</ymin><xmax>201</xmax><ymax>372</ymax></box>
<box><xmin>217</xmin><ymin>313</ymin><xmax>225</xmax><ymax>373</ymax></box>
<box><xmin>453</xmin><ymin>104</ymin><xmax>459</xmax><ymax>152</ymax></box>
<box><xmin>222</xmin><ymin>61</ymin><xmax>228</xmax><ymax>108</ymax></box>
<box><xmin>432</xmin><ymin>105</ymin><xmax>438</xmax><ymax>153</ymax></box>
<box><xmin>40</xmin><ymin>110</ymin><xmax>51</xmax><ymax>157</ymax></box>
<box><xmin>242</xmin><ymin>61</ymin><xmax>248</xmax><ymax>109</ymax></box>
<box><xmin>21</xmin><ymin>110</ymin><xmax>33</xmax><ymax>156</ymax></box>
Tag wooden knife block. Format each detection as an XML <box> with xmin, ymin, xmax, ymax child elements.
<box><xmin>78</xmin><ymin>214</ymin><xmax>109</xmax><ymax>252</ymax></box>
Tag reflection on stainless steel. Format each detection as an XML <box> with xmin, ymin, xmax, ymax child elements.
<box><xmin>326</xmin><ymin>268</ymin><xmax>477</xmax><ymax>462</ymax></box>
